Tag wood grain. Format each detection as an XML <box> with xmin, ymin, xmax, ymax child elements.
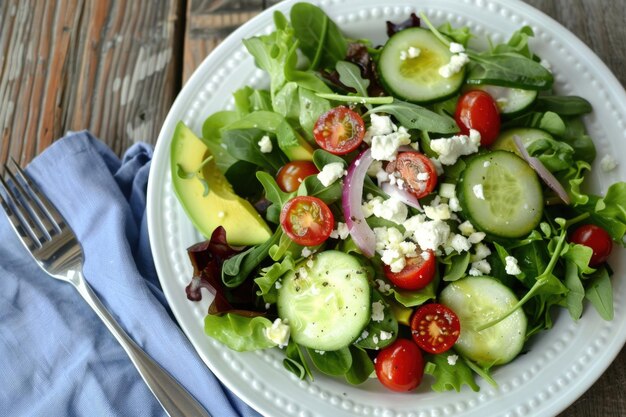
<box><xmin>0</xmin><ymin>0</ymin><xmax>184</xmax><ymax>166</ymax></box>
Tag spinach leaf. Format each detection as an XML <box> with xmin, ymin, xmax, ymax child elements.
<box><xmin>200</xmin><ymin>110</ymin><xmax>239</xmax><ymax>172</ymax></box>
<box><xmin>313</xmin><ymin>149</ymin><xmax>348</xmax><ymax>169</ymax></box>
<box><xmin>225</xmin><ymin>160</ymin><xmax>262</xmax><ymax>199</ymax></box>
<box><xmin>345</xmin><ymin>346</ymin><xmax>375</xmax><ymax>385</ymax></box>
<box><xmin>283</xmin><ymin>341</ymin><xmax>313</xmax><ymax>380</ymax></box>
<box><xmin>467</xmin><ymin>52</ymin><xmax>553</xmax><ymax>90</ymax></box>
<box><xmin>585</xmin><ymin>266</ymin><xmax>614</xmax><ymax>320</ymax></box>
<box><xmin>204</xmin><ymin>314</ymin><xmax>276</xmax><ymax>351</ymax></box>
<box><xmin>307</xmin><ymin>347</ymin><xmax>352</xmax><ymax>376</ymax></box>
<box><xmin>223</xmin><ymin>110</ymin><xmax>284</xmax><ymax>132</ymax></box>
<box><xmin>424</xmin><ymin>353</ymin><xmax>479</xmax><ymax>392</ymax></box>
<box><xmin>297</xmin><ymin>175</ymin><xmax>343</xmax><ymax>204</ymax></box>
<box><xmin>442</xmin><ymin>252</ymin><xmax>470</xmax><ymax>282</ymax></box>
<box><xmin>354</xmin><ymin>289</ymin><xmax>398</xmax><ymax>350</ymax></box>
<box><xmin>290</xmin><ymin>2</ymin><xmax>348</xmax><ymax>70</ymax></box>
<box><xmin>534</xmin><ymin>96</ymin><xmax>593</xmax><ymax>116</ymax></box>
<box><xmin>367</xmin><ymin>100</ymin><xmax>459</xmax><ymax>134</ymax></box>
<box><xmin>502</xmin><ymin>111</ymin><xmax>565</xmax><ymax>137</ymax></box>
<box><xmin>560</xmin><ymin>117</ymin><xmax>596</xmax><ymax>164</ymax></box>
<box><xmin>221</xmin><ymin>128</ymin><xmax>287</xmax><ymax>174</ymax></box>
<box><xmin>298</xmin><ymin>88</ymin><xmax>331</xmax><ymax>140</ymax></box>
<box><xmin>222</xmin><ymin>228</ymin><xmax>282</xmax><ymax>287</ymax></box>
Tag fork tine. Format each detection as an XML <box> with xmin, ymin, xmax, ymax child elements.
<box><xmin>8</xmin><ymin>158</ymin><xmax>62</xmax><ymax>236</ymax></box>
<box><xmin>11</xmin><ymin>158</ymin><xmax>65</xmax><ymax>233</ymax></box>
<box><xmin>0</xmin><ymin>173</ymin><xmax>42</xmax><ymax>250</ymax></box>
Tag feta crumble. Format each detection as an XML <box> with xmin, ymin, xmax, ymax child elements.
<box><xmin>399</xmin><ymin>46</ymin><xmax>421</xmax><ymax>60</ymax></box>
<box><xmin>430</xmin><ymin>129</ymin><xmax>481</xmax><ymax>165</ymax></box>
<box><xmin>317</xmin><ymin>162</ymin><xmax>346</xmax><ymax>187</ymax></box>
<box><xmin>469</xmin><ymin>259</ymin><xmax>491</xmax><ymax>276</ymax></box>
<box><xmin>505</xmin><ymin>255</ymin><xmax>522</xmax><ymax>275</ymax></box>
<box><xmin>447</xmin><ymin>354</ymin><xmax>459</xmax><ymax>366</ymax></box>
<box><xmin>439</xmin><ymin>52</ymin><xmax>470</xmax><ymax>78</ymax></box>
<box><xmin>265</xmin><ymin>318</ymin><xmax>290</xmax><ymax>348</ymax></box>
<box><xmin>258</xmin><ymin>135</ymin><xmax>273</xmax><ymax>153</ymax></box>
<box><xmin>329</xmin><ymin>221</ymin><xmax>350</xmax><ymax>240</ymax></box>
<box><xmin>449</xmin><ymin>42</ymin><xmax>465</xmax><ymax>53</ymax></box>
<box><xmin>370</xmin><ymin>126</ymin><xmax>412</xmax><ymax>161</ymax></box>
<box><xmin>472</xmin><ymin>183</ymin><xmax>485</xmax><ymax>200</ymax></box>
<box><xmin>371</xmin><ymin>301</ymin><xmax>385</xmax><ymax>322</ymax></box>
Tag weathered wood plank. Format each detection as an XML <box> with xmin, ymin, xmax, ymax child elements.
<box><xmin>0</xmin><ymin>0</ymin><xmax>184</xmax><ymax>166</ymax></box>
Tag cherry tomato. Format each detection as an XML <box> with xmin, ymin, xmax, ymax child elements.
<box><xmin>454</xmin><ymin>90</ymin><xmax>501</xmax><ymax>146</ymax></box>
<box><xmin>569</xmin><ymin>224</ymin><xmax>613</xmax><ymax>267</ymax></box>
<box><xmin>386</xmin><ymin>152</ymin><xmax>438</xmax><ymax>199</ymax></box>
<box><xmin>276</xmin><ymin>161</ymin><xmax>319</xmax><ymax>192</ymax></box>
<box><xmin>375</xmin><ymin>339</ymin><xmax>424</xmax><ymax>392</ymax></box>
<box><xmin>384</xmin><ymin>250</ymin><xmax>436</xmax><ymax>290</ymax></box>
<box><xmin>313</xmin><ymin>106</ymin><xmax>365</xmax><ymax>155</ymax></box>
<box><xmin>410</xmin><ymin>303</ymin><xmax>460</xmax><ymax>354</ymax></box>
<box><xmin>280</xmin><ymin>196</ymin><xmax>334</xmax><ymax>246</ymax></box>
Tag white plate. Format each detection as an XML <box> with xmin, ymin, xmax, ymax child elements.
<box><xmin>147</xmin><ymin>1</ymin><xmax>626</xmax><ymax>416</ymax></box>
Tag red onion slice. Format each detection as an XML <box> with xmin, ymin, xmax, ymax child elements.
<box><xmin>342</xmin><ymin>149</ymin><xmax>377</xmax><ymax>257</ymax></box>
<box><xmin>381</xmin><ymin>181</ymin><xmax>422</xmax><ymax>211</ymax></box>
<box><xmin>513</xmin><ymin>135</ymin><xmax>571</xmax><ymax>205</ymax></box>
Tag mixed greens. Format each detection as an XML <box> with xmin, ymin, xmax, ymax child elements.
<box><xmin>174</xmin><ymin>3</ymin><xmax>626</xmax><ymax>393</ymax></box>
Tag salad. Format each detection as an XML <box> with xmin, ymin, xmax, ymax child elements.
<box><xmin>171</xmin><ymin>2</ymin><xmax>626</xmax><ymax>393</ymax></box>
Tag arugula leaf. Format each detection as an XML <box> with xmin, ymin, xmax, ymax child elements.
<box><xmin>257</xmin><ymin>171</ymin><xmax>294</xmax><ymax>223</ymax></box>
<box><xmin>298</xmin><ymin>88</ymin><xmax>331</xmax><ymax>140</ymax></box>
<box><xmin>564</xmin><ymin>259</ymin><xmax>585</xmax><ymax>321</ymax></box>
<box><xmin>297</xmin><ymin>175</ymin><xmax>343</xmax><ymax>204</ymax></box>
<box><xmin>204</xmin><ymin>314</ymin><xmax>277</xmax><ymax>352</ymax></box>
<box><xmin>254</xmin><ymin>255</ymin><xmax>295</xmax><ymax>303</ymax></box>
<box><xmin>424</xmin><ymin>353</ymin><xmax>479</xmax><ymax>392</ymax></box>
<box><xmin>437</xmin><ymin>22</ymin><xmax>471</xmax><ymax>46</ymax></box>
<box><xmin>221</xmin><ymin>228</ymin><xmax>282</xmax><ymax>287</ymax></box>
<box><xmin>490</xmin><ymin>26</ymin><xmax>535</xmax><ymax>59</ymax></box>
<box><xmin>585</xmin><ymin>266</ymin><xmax>614</xmax><ymax>320</ymax></box>
<box><xmin>560</xmin><ymin>117</ymin><xmax>596</xmax><ymax>164</ymax></box>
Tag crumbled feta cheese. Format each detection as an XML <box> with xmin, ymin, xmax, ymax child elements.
<box><xmin>439</xmin><ymin>183</ymin><xmax>456</xmax><ymax>199</ymax></box>
<box><xmin>371</xmin><ymin>301</ymin><xmax>385</xmax><ymax>322</ymax></box>
<box><xmin>449</xmin><ymin>233</ymin><xmax>471</xmax><ymax>253</ymax></box>
<box><xmin>374</xmin><ymin>227</ymin><xmax>417</xmax><ymax>272</ymax></box>
<box><xmin>430</xmin><ymin>129</ymin><xmax>481</xmax><ymax>165</ymax></box>
<box><xmin>416</xmin><ymin>172</ymin><xmax>431</xmax><ymax>181</ymax></box>
<box><xmin>406</xmin><ymin>218</ymin><xmax>451</xmax><ymax>251</ymax></box>
<box><xmin>380</xmin><ymin>330</ymin><xmax>393</xmax><ymax>341</ymax></box>
<box><xmin>301</xmin><ymin>247</ymin><xmax>313</xmax><ymax>257</ymax></box>
<box><xmin>364</xmin><ymin>114</ymin><xmax>396</xmax><ymax>144</ymax></box>
<box><xmin>468</xmin><ymin>259</ymin><xmax>491</xmax><ymax>276</ymax></box>
<box><xmin>265</xmin><ymin>318</ymin><xmax>290</xmax><ymax>348</ymax></box>
<box><xmin>375</xmin><ymin>279</ymin><xmax>392</xmax><ymax>294</ymax></box>
<box><xmin>317</xmin><ymin>162</ymin><xmax>346</xmax><ymax>187</ymax></box>
<box><xmin>329</xmin><ymin>221</ymin><xmax>350</xmax><ymax>240</ymax></box>
<box><xmin>471</xmin><ymin>243</ymin><xmax>492</xmax><ymax>262</ymax></box>
<box><xmin>371</xmin><ymin>197</ymin><xmax>409</xmax><ymax>224</ymax></box>
<box><xmin>439</xmin><ymin>52</ymin><xmax>470</xmax><ymax>78</ymax></box>
<box><xmin>448</xmin><ymin>197</ymin><xmax>461</xmax><ymax>212</ymax></box>
<box><xmin>600</xmin><ymin>154</ymin><xmax>618</xmax><ymax>172</ymax></box>
<box><xmin>449</xmin><ymin>42</ymin><xmax>465</xmax><ymax>53</ymax></box>
<box><xmin>468</xmin><ymin>232</ymin><xmax>486</xmax><ymax>244</ymax></box>
<box><xmin>424</xmin><ymin>203</ymin><xmax>451</xmax><ymax>221</ymax></box>
<box><xmin>258</xmin><ymin>135</ymin><xmax>273</xmax><ymax>153</ymax></box>
<box><xmin>447</xmin><ymin>354</ymin><xmax>459</xmax><ymax>365</ymax></box>
<box><xmin>399</xmin><ymin>46</ymin><xmax>421</xmax><ymax>60</ymax></box>
<box><xmin>370</xmin><ymin>126</ymin><xmax>412</xmax><ymax>161</ymax></box>
<box><xmin>505</xmin><ymin>255</ymin><xmax>522</xmax><ymax>275</ymax></box>
<box><xmin>458</xmin><ymin>221</ymin><xmax>476</xmax><ymax>236</ymax></box>
<box><xmin>472</xmin><ymin>184</ymin><xmax>485</xmax><ymax>200</ymax></box>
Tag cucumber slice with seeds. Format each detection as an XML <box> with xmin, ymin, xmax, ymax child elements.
<box><xmin>440</xmin><ymin>277</ymin><xmax>527</xmax><ymax>366</ymax></box>
<box><xmin>378</xmin><ymin>27</ymin><xmax>464</xmax><ymax>103</ymax></box>
<box><xmin>277</xmin><ymin>251</ymin><xmax>371</xmax><ymax>351</ymax></box>
<box><xmin>458</xmin><ymin>151</ymin><xmax>543</xmax><ymax>238</ymax></box>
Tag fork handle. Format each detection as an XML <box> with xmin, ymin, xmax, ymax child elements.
<box><xmin>72</xmin><ymin>271</ymin><xmax>211</xmax><ymax>417</ymax></box>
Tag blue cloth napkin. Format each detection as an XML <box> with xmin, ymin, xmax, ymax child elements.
<box><xmin>0</xmin><ymin>132</ymin><xmax>262</xmax><ymax>417</ymax></box>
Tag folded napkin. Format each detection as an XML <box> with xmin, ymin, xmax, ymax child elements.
<box><xmin>0</xmin><ymin>132</ymin><xmax>261</xmax><ymax>417</ymax></box>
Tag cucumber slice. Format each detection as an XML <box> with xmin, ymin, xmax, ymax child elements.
<box><xmin>440</xmin><ymin>277</ymin><xmax>527</xmax><ymax>366</ymax></box>
<box><xmin>458</xmin><ymin>151</ymin><xmax>543</xmax><ymax>238</ymax></box>
<box><xmin>491</xmin><ymin>127</ymin><xmax>554</xmax><ymax>155</ymax></box>
<box><xmin>465</xmin><ymin>85</ymin><xmax>537</xmax><ymax>115</ymax></box>
<box><xmin>277</xmin><ymin>250</ymin><xmax>371</xmax><ymax>351</ymax></box>
<box><xmin>378</xmin><ymin>27</ymin><xmax>464</xmax><ymax>103</ymax></box>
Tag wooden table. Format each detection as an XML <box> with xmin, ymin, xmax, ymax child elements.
<box><xmin>1</xmin><ymin>1</ymin><xmax>624</xmax><ymax>415</ymax></box>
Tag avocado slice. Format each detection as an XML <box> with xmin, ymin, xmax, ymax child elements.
<box><xmin>170</xmin><ymin>122</ymin><xmax>272</xmax><ymax>246</ymax></box>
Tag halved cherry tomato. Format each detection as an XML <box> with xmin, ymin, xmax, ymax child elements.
<box><xmin>384</xmin><ymin>250</ymin><xmax>436</xmax><ymax>290</ymax></box>
<box><xmin>375</xmin><ymin>339</ymin><xmax>424</xmax><ymax>392</ymax></box>
<box><xmin>569</xmin><ymin>224</ymin><xmax>613</xmax><ymax>267</ymax></box>
<box><xmin>313</xmin><ymin>106</ymin><xmax>365</xmax><ymax>155</ymax></box>
<box><xmin>276</xmin><ymin>161</ymin><xmax>319</xmax><ymax>192</ymax></box>
<box><xmin>280</xmin><ymin>196</ymin><xmax>334</xmax><ymax>246</ymax></box>
<box><xmin>455</xmin><ymin>90</ymin><xmax>501</xmax><ymax>146</ymax></box>
<box><xmin>410</xmin><ymin>303</ymin><xmax>460</xmax><ymax>354</ymax></box>
<box><xmin>386</xmin><ymin>152</ymin><xmax>438</xmax><ymax>199</ymax></box>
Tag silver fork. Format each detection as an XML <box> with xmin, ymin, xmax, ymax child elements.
<box><xmin>0</xmin><ymin>159</ymin><xmax>211</xmax><ymax>417</ymax></box>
